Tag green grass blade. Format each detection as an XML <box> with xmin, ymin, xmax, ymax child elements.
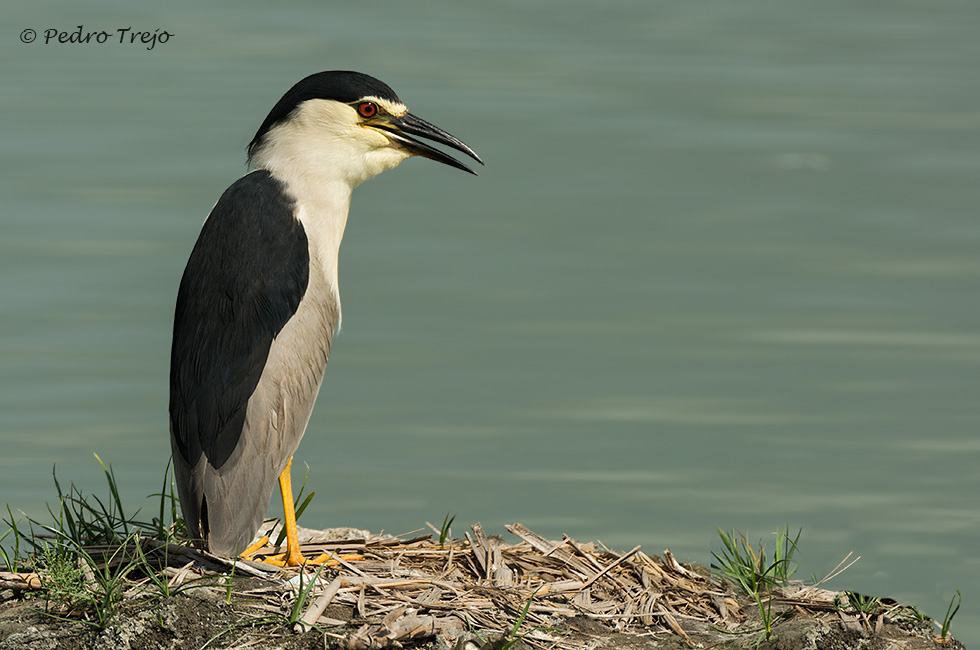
<box><xmin>95</xmin><ymin>454</ymin><xmax>132</xmax><ymax>539</ymax></box>
<box><xmin>156</xmin><ymin>460</ymin><xmax>172</xmax><ymax>540</ymax></box>
<box><xmin>289</xmin><ymin>563</ymin><xmax>327</xmax><ymax>625</ymax></box>
<box><xmin>940</xmin><ymin>590</ymin><xmax>962</xmax><ymax>639</ymax></box>
<box><xmin>294</xmin><ymin>492</ymin><xmax>315</xmax><ymax>521</ymax></box>
<box><xmin>439</xmin><ymin>513</ymin><xmax>456</xmax><ymax>546</ymax></box>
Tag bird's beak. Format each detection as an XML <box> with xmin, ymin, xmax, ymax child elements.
<box><xmin>368</xmin><ymin>112</ymin><xmax>484</xmax><ymax>175</ymax></box>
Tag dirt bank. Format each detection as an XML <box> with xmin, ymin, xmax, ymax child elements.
<box><xmin>0</xmin><ymin>522</ymin><xmax>964</xmax><ymax>650</ymax></box>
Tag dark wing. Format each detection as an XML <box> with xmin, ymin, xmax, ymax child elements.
<box><xmin>169</xmin><ymin>170</ymin><xmax>308</xmax><ymax>473</ymax></box>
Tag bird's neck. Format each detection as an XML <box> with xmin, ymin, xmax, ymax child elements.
<box><xmin>280</xmin><ymin>169</ymin><xmax>352</xmax><ymax>253</ymax></box>
<box><xmin>253</xmin><ymin>159</ymin><xmax>354</xmax><ymax>326</ymax></box>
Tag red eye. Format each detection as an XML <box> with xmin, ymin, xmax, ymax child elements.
<box><xmin>357</xmin><ymin>102</ymin><xmax>377</xmax><ymax>118</ymax></box>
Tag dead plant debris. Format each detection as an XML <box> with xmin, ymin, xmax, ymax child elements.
<box><xmin>0</xmin><ymin>522</ymin><xmax>958</xmax><ymax>650</ymax></box>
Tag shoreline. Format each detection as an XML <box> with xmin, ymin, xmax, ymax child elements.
<box><xmin>0</xmin><ymin>521</ymin><xmax>964</xmax><ymax>650</ymax></box>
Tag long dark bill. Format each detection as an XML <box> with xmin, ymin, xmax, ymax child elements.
<box><xmin>374</xmin><ymin>113</ymin><xmax>484</xmax><ymax>175</ymax></box>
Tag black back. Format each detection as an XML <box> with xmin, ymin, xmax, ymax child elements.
<box><xmin>169</xmin><ymin>170</ymin><xmax>309</xmax><ymax>469</ymax></box>
<box><xmin>247</xmin><ymin>71</ymin><xmax>401</xmax><ymax>160</ymax></box>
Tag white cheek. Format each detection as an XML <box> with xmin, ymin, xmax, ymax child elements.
<box><xmin>363</xmin><ymin>128</ymin><xmax>394</xmax><ymax>150</ymax></box>
<box><xmin>251</xmin><ymin>99</ymin><xmax>412</xmax><ymax>186</ymax></box>
<box><xmin>364</xmin><ymin>147</ymin><xmax>411</xmax><ymax>176</ymax></box>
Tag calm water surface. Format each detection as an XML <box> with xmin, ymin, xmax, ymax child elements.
<box><xmin>2</xmin><ymin>1</ymin><xmax>978</xmax><ymax>643</ymax></box>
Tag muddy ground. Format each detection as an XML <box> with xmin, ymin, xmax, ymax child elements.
<box><xmin>0</xmin><ymin>581</ymin><xmax>962</xmax><ymax>650</ymax></box>
<box><xmin>0</xmin><ymin>522</ymin><xmax>965</xmax><ymax>650</ymax></box>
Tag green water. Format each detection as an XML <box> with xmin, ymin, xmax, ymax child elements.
<box><xmin>3</xmin><ymin>1</ymin><xmax>978</xmax><ymax>643</ymax></box>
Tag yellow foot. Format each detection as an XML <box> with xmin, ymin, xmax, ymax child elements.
<box><xmin>240</xmin><ymin>457</ymin><xmax>367</xmax><ymax>568</ymax></box>
<box><xmin>239</xmin><ymin>534</ymin><xmax>306</xmax><ymax>566</ymax></box>
<box><xmin>254</xmin><ymin>552</ymin><xmax>303</xmax><ymax>568</ymax></box>
<box><xmin>310</xmin><ymin>552</ymin><xmax>364</xmax><ymax>566</ymax></box>
<box><xmin>239</xmin><ymin>535</ymin><xmax>271</xmax><ymax>560</ymax></box>
<box><xmin>247</xmin><ymin>550</ymin><xmax>364</xmax><ymax>568</ymax></box>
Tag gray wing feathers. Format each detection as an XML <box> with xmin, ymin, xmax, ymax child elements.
<box><xmin>169</xmin><ymin>170</ymin><xmax>337</xmax><ymax>555</ymax></box>
<box><xmin>196</xmin><ymin>289</ymin><xmax>336</xmax><ymax>555</ymax></box>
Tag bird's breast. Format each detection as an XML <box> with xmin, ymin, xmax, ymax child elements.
<box><xmin>290</xmin><ymin>191</ymin><xmax>350</xmax><ymax>331</ymax></box>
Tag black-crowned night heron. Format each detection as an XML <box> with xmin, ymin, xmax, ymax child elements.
<box><xmin>169</xmin><ymin>71</ymin><xmax>482</xmax><ymax>565</ymax></box>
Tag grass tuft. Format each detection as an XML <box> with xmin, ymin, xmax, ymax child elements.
<box><xmin>937</xmin><ymin>590</ymin><xmax>961</xmax><ymax>642</ymax></box>
<box><xmin>35</xmin><ymin>540</ymin><xmax>88</xmax><ymax>609</ymax></box>
<box><xmin>711</xmin><ymin>526</ymin><xmax>800</xmax><ymax>595</ymax></box>
<box><xmin>835</xmin><ymin>591</ymin><xmax>883</xmax><ymax>616</ymax></box>
<box><xmin>0</xmin><ymin>456</ymin><xmax>189</xmax><ymax>629</ymax></box>
<box><xmin>287</xmin><ymin>563</ymin><xmax>328</xmax><ymax>627</ymax></box>
<box><xmin>149</xmin><ymin>460</ymin><xmax>186</xmax><ymax>544</ymax></box>
<box><xmin>711</xmin><ymin>526</ymin><xmax>801</xmax><ymax>646</ymax></box>
<box><xmin>0</xmin><ymin>506</ymin><xmax>24</xmax><ymax>572</ymax></box>
<box><xmin>439</xmin><ymin>513</ymin><xmax>456</xmax><ymax>547</ymax></box>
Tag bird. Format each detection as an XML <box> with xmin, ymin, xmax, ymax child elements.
<box><xmin>168</xmin><ymin>71</ymin><xmax>482</xmax><ymax>565</ymax></box>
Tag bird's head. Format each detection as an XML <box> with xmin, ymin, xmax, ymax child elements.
<box><xmin>246</xmin><ymin>71</ymin><xmax>482</xmax><ymax>188</ymax></box>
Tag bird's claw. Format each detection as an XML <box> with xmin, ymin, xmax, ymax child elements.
<box><xmin>240</xmin><ymin>543</ymin><xmax>363</xmax><ymax>568</ymax></box>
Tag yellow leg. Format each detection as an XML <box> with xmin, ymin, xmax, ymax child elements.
<box><xmin>247</xmin><ymin>459</ymin><xmax>366</xmax><ymax>568</ymax></box>
<box><xmin>278</xmin><ymin>456</ymin><xmax>305</xmax><ymax>567</ymax></box>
